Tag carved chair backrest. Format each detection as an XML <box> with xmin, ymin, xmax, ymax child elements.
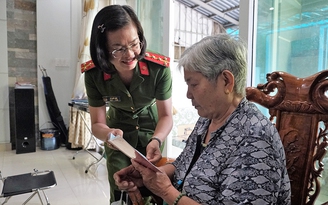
<box><xmin>246</xmin><ymin>71</ymin><xmax>328</xmax><ymax>205</ymax></box>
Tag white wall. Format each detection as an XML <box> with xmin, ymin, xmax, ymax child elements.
<box><xmin>0</xmin><ymin>0</ymin><xmax>10</xmax><ymax>144</ymax></box>
<box><xmin>37</xmin><ymin>0</ymin><xmax>81</xmax><ymax>130</ymax></box>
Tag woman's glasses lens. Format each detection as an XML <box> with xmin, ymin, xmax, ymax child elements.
<box><xmin>112</xmin><ymin>42</ymin><xmax>143</xmax><ymax>58</ymax></box>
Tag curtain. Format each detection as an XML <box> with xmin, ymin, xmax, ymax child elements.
<box><xmin>68</xmin><ymin>0</ymin><xmax>100</xmax><ymax>148</ymax></box>
<box><xmin>68</xmin><ymin>0</ymin><xmax>137</xmax><ymax>148</ymax></box>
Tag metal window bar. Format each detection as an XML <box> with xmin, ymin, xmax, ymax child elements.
<box><xmin>174</xmin><ymin>2</ymin><xmax>214</xmax><ymax>61</ymax></box>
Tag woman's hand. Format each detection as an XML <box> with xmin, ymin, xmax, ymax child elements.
<box><xmin>131</xmin><ymin>159</ymin><xmax>173</xmax><ymax>198</ymax></box>
<box><xmin>146</xmin><ymin>140</ymin><xmax>162</xmax><ymax>164</ymax></box>
<box><xmin>105</xmin><ymin>129</ymin><xmax>124</xmax><ymax>150</ymax></box>
<box><xmin>113</xmin><ymin>164</ymin><xmax>144</xmax><ymax>192</ymax></box>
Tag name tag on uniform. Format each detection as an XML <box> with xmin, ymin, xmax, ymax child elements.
<box><xmin>109</xmin><ymin>96</ymin><xmax>121</xmax><ymax>102</ymax></box>
<box><xmin>103</xmin><ymin>96</ymin><xmax>121</xmax><ymax>102</ymax></box>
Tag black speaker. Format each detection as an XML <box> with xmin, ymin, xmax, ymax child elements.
<box><xmin>14</xmin><ymin>87</ymin><xmax>36</xmax><ymax>154</ymax></box>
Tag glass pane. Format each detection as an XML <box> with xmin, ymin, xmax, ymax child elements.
<box><xmin>169</xmin><ymin>2</ymin><xmax>219</xmax><ymax>158</ymax></box>
<box><xmin>136</xmin><ymin>0</ymin><xmax>163</xmax><ymax>52</ymax></box>
<box><xmin>170</xmin><ymin>60</ymin><xmax>199</xmax><ymax>158</ymax></box>
<box><xmin>255</xmin><ymin>0</ymin><xmax>328</xmax><ymax>203</ymax></box>
<box><xmin>255</xmin><ymin>0</ymin><xmax>328</xmax><ymax>79</ymax></box>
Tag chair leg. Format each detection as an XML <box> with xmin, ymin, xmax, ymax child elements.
<box><xmin>22</xmin><ymin>191</ymin><xmax>38</xmax><ymax>205</ymax></box>
<box><xmin>41</xmin><ymin>190</ymin><xmax>51</xmax><ymax>205</ymax></box>
<box><xmin>19</xmin><ymin>190</ymin><xmax>50</xmax><ymax>205</ymax></box>
<box><xmin>36</xmin><ymin>190</ymin><xmax>45</xmax><ymax>205</ymax></box>
<box><xmin>1</xmin><ymin>196</ymin><xmax>11</xmax><ymax>205</ymax></box>
<box><xmin>85</xmin><ymin>149</ymin><xmax>105</xmax><ymax>173</ymax></box>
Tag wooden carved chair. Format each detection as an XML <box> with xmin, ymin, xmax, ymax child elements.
<box><xmin>246</xmin><ymin>71</ymin><xmax>328</xmax><ymax>205</ymax></box>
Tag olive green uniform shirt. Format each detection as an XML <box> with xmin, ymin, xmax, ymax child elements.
<box><xmin>85</xmin><ymin>57</ymin><xmax>172</xmax><ymax>200</ymax></box>
<box><xmin>85</xmin><ymin>59</ymin><xmax>172</xmax><ymax>147</ymax></box>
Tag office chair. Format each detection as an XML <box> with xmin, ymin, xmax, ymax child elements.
<box><xmin>0</xmin><ymin>169</ymin><xmax>57</xmax><ymax>205</ymax></box>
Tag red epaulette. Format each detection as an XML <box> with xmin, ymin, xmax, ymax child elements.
<box><xmin>103</xmin><ymin>73</ymin><xmax>111</xmax><ymax>80</ymax></box>
<box><xmin>81</xmin><ymin>60</ymin><xmax>95</xmax><ymax>73</ymax></box>
<box><xmin>81</xmin><ymin>60</ymin><xmax>112</xmax><ymax>80</ymax></box>
<box><xmin>144</xmin><ymin>52</ymin><xmax>170</xmax><ymax>67</ymax></box>
<box><xmin>139</xmin><ymin>61</ymin><xmax>149</xmax><ymax>75</ymax></box>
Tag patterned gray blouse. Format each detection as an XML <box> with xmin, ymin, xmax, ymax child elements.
<box><xmin>172</xmin><ymin>98</ymin><xmax>291</xmax><ymax>205</ymax></box>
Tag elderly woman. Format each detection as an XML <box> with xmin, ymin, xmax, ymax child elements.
<box><xmin>114</xmin><ymin>34</ymin><xmax>291</xmax><ymax>205</ymax></box>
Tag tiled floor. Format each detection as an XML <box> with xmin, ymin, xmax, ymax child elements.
<box><xmin>0</xmin><ymin>147</ymin><xmax>110</xmax><ymax>205</ymax></box>
<box><xmin>0</xmin><ymin>146</ymin><xmax>327</xmax><ymax>205</ymax></box>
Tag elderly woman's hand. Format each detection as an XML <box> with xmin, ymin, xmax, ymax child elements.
<box><xmin>131</xmin><ymin>159</ymin><xmax>173</xmax><ymax>198</ymax></box>
<box><xmin>113</xmin><ymin>164</ymin><xmax>144</xmax><ymax>192</ymax></box>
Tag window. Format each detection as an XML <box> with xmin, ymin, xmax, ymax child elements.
<box><xmin>254</xmin><ymin>0</ymin><xmax>328</xmax><ymax>81</ymax></box>
<box><xmin>254</xmin><ymin>0</ymin><xmax>328</xmax><ymax>203</ymax></box>
<box><xmin>168</xmin><ymin>1</ymin><xmax>240</xmax><ymax>158</ymax></box>
<box><xmin>173</xmin><ymin>2</ymin><xmax>214</xmax><ymax>61</ymax></box>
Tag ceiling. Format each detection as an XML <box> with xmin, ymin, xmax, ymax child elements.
<box><xmin>175</xmin><ymin>0</ymin><xmax>240</xmax><ymax>29</ymax></box>
<box><xmin>175</xmin><ymin>0</ymin><xmax>328</xmax><ymax>31</ymax></box>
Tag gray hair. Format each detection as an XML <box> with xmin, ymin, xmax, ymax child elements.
<box><xmin>178</xmin><ymin>34</ymin><xmax>247</xmax><ymax>96</ymax></box>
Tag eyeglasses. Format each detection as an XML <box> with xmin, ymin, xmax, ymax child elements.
<box><xmin>111</xmin><ymin>41</ymin><xmax>143</xmax><ymax>58</ymax></box>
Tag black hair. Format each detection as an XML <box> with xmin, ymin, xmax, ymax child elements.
<box><xmin>89</xmin><ymin>5</ymin><xmax>147</xmax><ymax>74</ymax></box>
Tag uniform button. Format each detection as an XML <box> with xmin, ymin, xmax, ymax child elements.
<box><xmin>127</xmin><ymin>94</ymin><xmax>131</xmax><ymax>97</ymax></box>
<box><xmin>131</xmin><ymin>107</ymin><xmax>134</xmax><ymax>110</ymax></box>
<box><xmin>136</xmin><ymin>126</ymin><xmax>139</xmax><ymax>130</ymax></box>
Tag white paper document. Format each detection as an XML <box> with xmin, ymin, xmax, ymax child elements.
<box><xmin>108</xmin><ymin>134</ymin><xmax>161</xmax><ymax>172</ymax></box>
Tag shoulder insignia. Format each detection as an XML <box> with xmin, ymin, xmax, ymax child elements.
<box><xmin>104</xmin><ymin>72</ymin><xmax>112</xmax><ymax>80</ymax></box>
<box><xmin>144</xmin><ymin>52</ymin><xmax>170</xmax><ymax>67</ymax></box>
<box><xmin>139</xmin><ymin>61</ymin><xmax>149</xmax><ymax>76</ymax></box>
<box><xmin>81</xmin><ymin>60</ymin><xmax>112</xmax><ymax>80</ymax></box>
<box><xmin>81</xmin><ymin>60</ymin><xmax>95</xmax><ymax>73</ymax></box>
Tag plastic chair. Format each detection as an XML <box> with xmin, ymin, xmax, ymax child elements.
<box><xmin>0</xmin><ymin>169</ymin><xmax>57</xmax><ymax>205</ymax></box>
